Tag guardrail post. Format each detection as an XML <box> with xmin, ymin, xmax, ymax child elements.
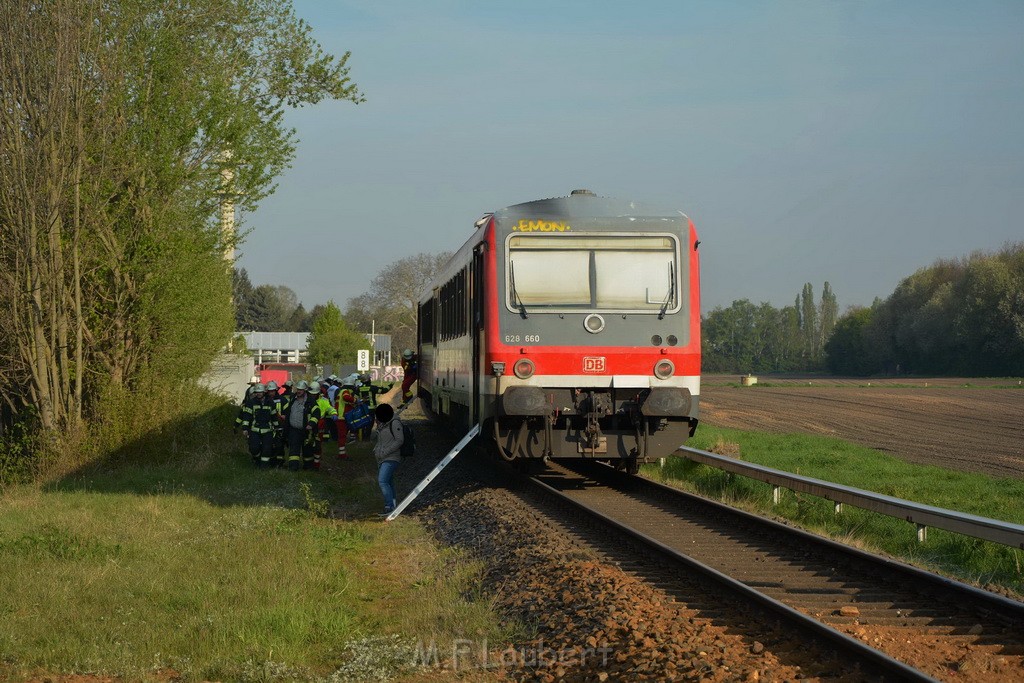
<box><xmin>917</xmin><ymin>524</ymin><xmax>928</xmax><ymax>543</ymax></box>
<box><xmin>834</xmin><ymin>502</ymin><xmax>843</xmax><ymax>514</ymax></box>
<box><xmin>772</xmin><ymin>485</ymin><xmax>781</xmax><ymax>505</ymax></box>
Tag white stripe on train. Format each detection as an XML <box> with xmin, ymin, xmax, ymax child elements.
<box><xmin>484</xmin><ymin>374</ymin><xmax>700</xmax><ymax>394</ymax></box>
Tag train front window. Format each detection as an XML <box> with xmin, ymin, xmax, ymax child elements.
<box><xmin>506</xmin><ymin>234</ymin><xmax>680</xmax><ymax>313</ymax></box>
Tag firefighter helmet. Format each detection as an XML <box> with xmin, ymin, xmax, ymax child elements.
<box><xmin>295</xmin><ymin>380</ymin><xmax>309</xmax><ymax>391</ymax></box>
<box><xmin>253</xmin><ymin>383</ymin><xmax>266</xmax><ymax>393</ymax></box>
<box><xmin>308</xmin><ymin>380</ymin><xmax>321</xmax><ymax>394</ymax></box>
<box><xmin>402</xmin><ymin>349</ymin><xmax>413</xmax><ymax>359</ymax></box>
<box><xmin>265</xmin><ymin>381</ymin><xmax>278</xmax><ymax>392</ymax></box>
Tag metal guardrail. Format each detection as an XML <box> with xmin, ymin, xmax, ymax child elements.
<box><xmin>678</xmin><ymin>446</ymin><xmax>1024</xmax><ymax>549</ymax></box>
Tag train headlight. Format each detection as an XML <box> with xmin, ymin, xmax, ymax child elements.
<box><xmin>513</xmin><ymin>358</ymin><xmax>535</xmax><ymax>379</ymax></box>
<box><xmin>653</xmin><ymin>359</ymin><xmax>675</xmax><ymax>380</ymax></box>
<box><xmin>584</xmin><ymin>313</ymin><xmax>605</xmax><ymax>334</ymax></box>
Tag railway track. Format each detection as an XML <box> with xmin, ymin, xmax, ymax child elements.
<box><xmin>518</xmin><ymin>459</ymin><xmax>1024</xmax><ymax>681</ymax></box>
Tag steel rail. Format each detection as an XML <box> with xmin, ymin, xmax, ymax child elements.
<box><xmin>526</xmin><ymin>470</ymin><xmax>938</xmax><ymax>683</ymax></box>
<box><xmin>626</xmin><ymin>464</ymin><xmax>1024</xmax><ymax>617</ymax></box>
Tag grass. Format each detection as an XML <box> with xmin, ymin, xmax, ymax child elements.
<box><xmin>644</xmin><ymin>424</ymin><xmax>1024</xmax><ymax>595</ymax></box>
<box><xmin>0</xmin><ymin>407</ymin><xmax>507</xmax><ymax>682</ymax></box>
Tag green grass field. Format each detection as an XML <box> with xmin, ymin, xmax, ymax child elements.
<box><xmin>644</xmin><ymin>424</ymin><xmax>1024</xmax><ymax>595</ymax></box>
<box><xmin>4</xmin><ymin>402</ymin><xmax>1021</xmax><ymax>680</ymax></box>
<box><xmin>0</xmin><ymin>413</ymin><xmax>507</xmax><ymax>682</ymax></box>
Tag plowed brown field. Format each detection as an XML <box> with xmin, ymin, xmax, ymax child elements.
<box><xmin>700</xmin><ymin>375</ymin><xmax>1024</xmax><ymax>479</ymax></box>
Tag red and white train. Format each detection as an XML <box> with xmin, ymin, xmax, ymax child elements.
<box><xmin>417</xmin><ymin>190</ymin><xmax>701</xmax><ymax>472</ymax></box>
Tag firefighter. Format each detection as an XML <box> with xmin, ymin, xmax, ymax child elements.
<box><xmin>358</xmin><ymin>372</ymin><xmax>377</xmax><ymax>408</ymax></box>
<box><xmin>326</xmin><ymin>375</ymin><xmax>340</xmax><ymax>404</ymax></box>
<box><xmin>335</xmin><ymin>376</ymin><xmax>359</xmax><ymax>460</ymax></box>
<box><xmin>324</xmin><ymin>375</ymin><xmax>340</xmax><ymax>442</ymax></box>
<box><xmin>240</xmin><ymin>383</ymin><xmax>275</xmax><ymax>468</ymax></box>
<box><xmin>400</xmin><ymin>349</ymin><xmax>418</xmax><ymax>403</ymax></box>
<box><xmin>242</xmin><ymin>375</ymin><xmax>260</xmax><ymax>402</ymax></box>
<box><xmin>284</xmin><ymin>380</ymin><xmax>314</xmax><ymax>471</ymax></box>
<box><xmin>356</xmin><ymin>373</ymin><xmax>376</xmax><ymax>440</ymax></box>
<box><xmin>265</xmin><ymin>380</ymin><xmax>287</xmax><ymax>467</ymax></box>
<box><xmin>307</xmin><ymin>380</ymin><xmax>337</xmax><ymax>470</ymax></box>
<box><xmin>280</xmin><ymin>380</ymin><xmax>294</xmax><ymax>400</ymax></box>
<box><xmin>235</xmin><ymin>375</ymin><xmax>260</xmax><ymax>433</ymax></box>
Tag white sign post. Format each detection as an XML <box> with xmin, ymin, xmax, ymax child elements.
<box><xmin>357</xmin><ymin>349</ymin><xmax>370</xmax><ymax>372</ymax></box>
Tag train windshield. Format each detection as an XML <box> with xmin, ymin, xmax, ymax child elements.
<box><xmin>506</xmin><ymin>234</ymin><xmax>680</xmax><ymax>313</ymax></box>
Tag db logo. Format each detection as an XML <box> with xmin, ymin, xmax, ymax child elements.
<box><xmin>583</xmin><ymin>357</ymin><xmax>606</xmax><ymax>373</ymax></box>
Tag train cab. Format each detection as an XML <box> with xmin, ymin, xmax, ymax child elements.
<box><xmin>418</xmin><ymin>189</ymin><xmax>701</xmax><ymax>472</ymax></box>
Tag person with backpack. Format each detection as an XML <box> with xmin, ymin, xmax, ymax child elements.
<box><xmin>372</xmin><ymin>403</ymin><xmax>404</xmax><ymax>515</ymax></box>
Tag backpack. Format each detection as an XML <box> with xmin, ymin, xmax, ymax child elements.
<box><xmin>391</xmin><ymin>420</ymin><xmax>416</xmax><ymax>458</ymax></box>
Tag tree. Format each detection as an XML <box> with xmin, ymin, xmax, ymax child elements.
<box><xmin>818</xmin><ymin>281</ymin><xmax>838</xmax><ymax>355</ymax></box>
<box><xmin>0</xmin><ymin>0</ymin><xmax>362</xmax><ymax>436</ymax></box>
<box><xmin>800</xmin><ymin>283</ymin><xmax>819</xmax><ymax>364</ymax></box>
<box><xmin>702</xmin><ymin>286</ymin><xmax>840</xmax><ymax>374</ymax></box>
<box><xmin>824</xmin><ymin>307</ymin><xmax>878</xmax><ymax>375</ymax></box>
<box><xmin>836</xmin><ymin>244</ymin><xmax>1024</xmax><ymax>377</ymax></box>
<box><xmin>702</xmin><ymin>300</ymin><xmax>758</xmax><ymax>372</ymax></box>
<box><xmin>306</xmin><ymin>302</ymin><xmax>367</xmax><ymax>367</ymax></box>
<box><xmin>346</xmin><ymin>252</ymin><xmax>451</xmax><ymax>354</ymax></box>
<box><xmin>234</xmin><ymin>268</ymin><xmax>258</xmax><ymax>329</ymax></box>
<box><xmin>234</xmin><ymin>268</ymin><xmax>306</xmax><ymax>330</ymax></box>
<box><xmin>285</xmin><ymin>303</ymin><xmax>311</xmax><ymax>332</ymax></box>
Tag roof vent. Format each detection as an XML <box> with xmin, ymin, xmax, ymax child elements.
<box><xmin>570</xmin><ymin>189</ymin><xmax>596</xmax><ymax>197</ymax></box>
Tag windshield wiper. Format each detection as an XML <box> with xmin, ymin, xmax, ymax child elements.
<box><xmin>509</xmin><ymin>261</ymin><xmax>529</xmax><ymax>319</ymax></box>
<box><xmin>658</xmin><ymin>262</ymin><xmax>676</xmax><ymax>320</ymax></box>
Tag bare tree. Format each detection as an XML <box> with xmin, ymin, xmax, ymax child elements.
<box><xmin>0</xmin><ymin>0</ymin><xmax>97</xmax><ymax>430</ymax></box>
<box><xmin>346</xmin><ymin>252</ymin><xmax>451</xmax><ymax>354</ymax></box>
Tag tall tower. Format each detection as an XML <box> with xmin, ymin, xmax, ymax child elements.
<box><xmin>219</xmin><ymin>150</ymin><xmax>235</xmax><ymax>264</ymax></box>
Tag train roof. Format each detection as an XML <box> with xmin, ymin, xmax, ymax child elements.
<box><xmin>419</xmin><ymin>190</ymin><xmax>693</xmax><ymax>305</ymax></box>
<box><xmin>492</xmin><ymin>189</ymin><xmax>688</xmax><ymax>225</ymax></box>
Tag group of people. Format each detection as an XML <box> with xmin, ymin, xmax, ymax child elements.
<box><xmin>235</xmin><ymin>373</ymin><xmax>380</xmax><ymax>470</ymax></box>
<box><xmin>234</xmin><ymin>348</ymin><xmax>419</xmax><ymax>515</ymax></box>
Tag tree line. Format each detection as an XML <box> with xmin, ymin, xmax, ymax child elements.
<box><xmin>246</xmin><ymin>242</ymin><xmax>1023</xmax><ymax>379</ymax></box>
<box><xmin>234</xmin><ymin>252</ymin><xmax>451</xmax><ymax>366</ymax></box>
<box><xmin>702</xmin><ymin>282</ymin><xmax>838</xmax><ymax>373</ymax></box>
<box><xmin>0</xmin><ymin>0</ymin><xmax>361</xmax><ymax>475</ymax></box>
<box><xmin>824</xmin><ymin>244</ymin><xmax>1024</xmax><ymax>376</ymax></box>
<box><xmin>704</xmin><ymin>244</ymin><xmax>1024</xmax><ymax>377</ymax></box>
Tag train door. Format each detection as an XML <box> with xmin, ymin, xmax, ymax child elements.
<box><xmin>471</xmin><ymin>244</ymin><xmax>485</xmax><ymax>425</ymax></box>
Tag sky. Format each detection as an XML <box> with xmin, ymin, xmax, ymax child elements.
<box><xmin>237</xmin><ymin>0</ymin><xmax>1024</xmax><ymax>315</ymax></box>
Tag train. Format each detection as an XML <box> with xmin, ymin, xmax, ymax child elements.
<box><xmin>416</xmin><ymin>189</ymin><xmax>701</xmax><ymax>472</ymax></box>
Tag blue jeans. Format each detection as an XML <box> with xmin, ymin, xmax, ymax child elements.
<box><xmin>378</xmin><ymin>460</ymin><xmax>399</xmax><ymax>512</ymax></box>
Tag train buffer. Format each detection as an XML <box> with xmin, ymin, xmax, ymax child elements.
<box><xmin>386</xmin><ymin>424</ymin><xmax>480</xmax><ymax>521</ymax></box>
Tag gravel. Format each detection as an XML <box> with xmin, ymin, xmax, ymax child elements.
<box><xmin>396</xmin><ymin>407</ymin><xmax>848</xmax><ymax>682</ymax></box>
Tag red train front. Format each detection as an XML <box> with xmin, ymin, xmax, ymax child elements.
<box><xmin>418</xmin><ymin>189</ymin><xmax>701</xmax><ymax>472</ymax></box>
